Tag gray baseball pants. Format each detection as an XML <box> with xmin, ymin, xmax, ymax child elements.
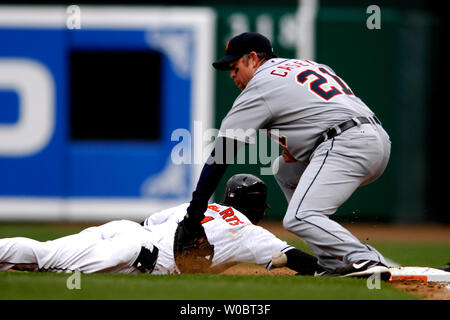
<box><xmin>272</xmin><ymin>122</ymin><xmax>391</xmax><ymax>271</ymax></box>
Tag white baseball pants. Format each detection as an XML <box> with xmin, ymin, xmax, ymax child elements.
<box><xmin>0</xmin><ymin>220</ymin><xmax>149</xmax><ymax>273</ymax></box>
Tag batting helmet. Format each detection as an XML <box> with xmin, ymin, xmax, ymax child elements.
<box><xmin>220</xmin><ymin>174</ymin><xmax>271</xmax><ymax>224</ymax></box>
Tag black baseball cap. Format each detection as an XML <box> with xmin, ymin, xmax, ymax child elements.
<box><xmin>212</xmin><ymin>32</ymin><xmax>277</xmax><ymax>71</ymax></box>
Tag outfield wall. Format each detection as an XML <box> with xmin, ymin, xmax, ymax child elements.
<box><xmin>0</xmin><ymin>6</ymin><xmax>215</xmax><ymax>220</ymax></box>
<box><xmin>0</xmin><ymin>4</ymin><xmax>442</xmax><ymax>223</ymax></box>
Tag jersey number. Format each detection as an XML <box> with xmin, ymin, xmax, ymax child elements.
<box><xmin>201</xmin><ymin>216</ymin><xmax>214</xmax><ymax>224</ymax></box>
<box><xmin>296</xmin><ymin>67</ymin><xmax>353</xmax><ymax>101</ymax></box>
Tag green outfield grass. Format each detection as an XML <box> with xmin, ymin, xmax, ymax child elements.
<box><xmin>0</xmin><ymin>223</ymin><xmax>448</xmax><ymax>300</ymax></box>
<box><xmin>0</xmin><ymin>271</ymin><xmax>414</xmax><ymax>300</ymax></box>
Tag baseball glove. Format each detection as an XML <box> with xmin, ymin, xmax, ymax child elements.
<box><xmin>173</xmin><ymin>216</ymin><xmax>215</xmax><ymax>273</ymax></box>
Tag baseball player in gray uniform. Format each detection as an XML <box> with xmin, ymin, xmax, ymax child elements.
<box><xmin>175</xmin><ymin>32</ymin><xmax>391</xmax><ymax>280</ymax></box>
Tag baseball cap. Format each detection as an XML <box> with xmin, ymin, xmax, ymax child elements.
<box><xmin>212</xmin><ymin>32</ymin><xmax>277</xmax><ymax>71</ymax></box>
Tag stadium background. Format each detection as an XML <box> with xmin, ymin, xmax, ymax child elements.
<box><xmin>0</xmin><ymin>0</ymin><xmax>445</xmax><ymax>225</ymax></box>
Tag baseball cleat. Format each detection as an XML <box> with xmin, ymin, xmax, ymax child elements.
<box><xmin>438</xmin><ymin>262</ymin><xmax>450</xmax><ymax>272</ymax></box>
<box><xmin>315</xmin><ymin>260</ymin><xmax>391</xmax><ymax>281</ymax></box>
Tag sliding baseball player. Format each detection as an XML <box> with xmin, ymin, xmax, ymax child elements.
<box><xmin>0</xmin><ymin>174</ymin><xmax>319</xmax><ymax>276</ymax></box>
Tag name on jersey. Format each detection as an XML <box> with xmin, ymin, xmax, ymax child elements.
<box><xmin>207</xmin><ymin>204</ymin><xmax>244</xmax><ymax>226</ymax></box>
<box><xmin>270</xmin><ymin>59</ymin><xmax>314</xmax><ymax>78</ymax></box>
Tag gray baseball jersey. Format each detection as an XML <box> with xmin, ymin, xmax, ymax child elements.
<box><xmin>218</xmin><ymin>58</ymin><xmax>391</xmax><ymax>271</ymax></box>
<box><xmin>218</xmin><ymin>58</ymin><xmax>374</xmax><ymax>162</ymax></box>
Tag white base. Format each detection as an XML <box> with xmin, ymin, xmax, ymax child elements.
<box><xmin>389</xmin><ymin>266</ymin><xmax>450</xmax><ymax>282</ymax></box>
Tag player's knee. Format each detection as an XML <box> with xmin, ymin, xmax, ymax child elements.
<box><xmin>283</xmin><ymin>208</ymin><xmax>311</xmax><ymax>232</ymax></box>
<box><xmin>272</xmin><ymin>156</ymin><xmax>303</xmax><ymax>188</ymax></box>
<box><xmin>272</xmin><ymin>156</ymin><xmax>291</xmax><ymax>186</ymax></box>
<box><xmin>10</xmin><ymin>237</ymin><xmax>41</xmax><ymax>251</ymax></box>
<box><xmin>0</xmin><ymin>237</ymin><xmax>44</xmax><ymax>262</ymax></box>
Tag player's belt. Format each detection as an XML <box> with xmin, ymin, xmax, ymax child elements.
<box><xmin>314</xmin><ymin>116</ymin><xmax>381</xmax><ymax>149</ymax></box>
<box><xmin>133</xmin><ymin>245</ymin><xmax>159</xmax><ymax>273</ymax></box>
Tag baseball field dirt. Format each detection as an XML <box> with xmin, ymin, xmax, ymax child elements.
<box><xmin>221</xmin><ymin>222</ymin><xmax>450</xmax><ymax>300</ymax></box>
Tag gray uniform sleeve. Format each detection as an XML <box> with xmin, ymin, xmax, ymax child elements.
<box><xmin>218</xmin><ymin>81</ymin><xmax>272</xmax><ymax>144</ymax></box>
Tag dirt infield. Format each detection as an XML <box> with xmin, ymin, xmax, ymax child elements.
<box><xmin>221</xmin><ymin>222</ymin><xmax>450</xmax><ymax>300</ymax></box>
<box><xmin>220</xmin><ymin>264</ymin><xmax>450</xmax><ymax>300</ymax></box>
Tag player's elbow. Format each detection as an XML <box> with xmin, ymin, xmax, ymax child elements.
<box><xmin>282</xmin><ymin>215</ymin><xmax>296</xmax><ymax>233</ymax></box>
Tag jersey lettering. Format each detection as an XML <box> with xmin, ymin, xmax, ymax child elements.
<box><xmin>207</xmin><ymin>204</ymin><xmax>220</xmax><ymax>212</ymax></box>
<box><xmin>225</xmin><ymin>216</ymin><xmax>242</xmax><ymax>226</ymax></box>
<box><xmin>270</xmin><ymin>69</ymin><xmax>288</xmax><ymax>77</ymax></box>
<box><xmin>220</xmin><ymin>208</ymin><xmax>234</xmax><ymax>219</ymax></box>
<box><xmin>219</xmin><ymin>208</ymin><xmax>244</xmax><ymax>226</ymax></box>
<box><xmin>296</xmin><ymin>69</ymin><xmax>341</xmax><ymax>101</ymax></box>
<box><xmin>201</xmin><ymin>216</ymin><xmax>214</xmax><ymax>224</ymax></box>
<box><xmin>270</xmin><ymin>59</ymin><xmax>314</xmax><ymax>78</ymax></box>
<box><xmin>296</xmin><ymin>67</ymin><xmax>354</xmax><ymax>101</ymax></box>
<box><xmin>318</xmin><ymin>67</ymin><xmax>354</xmax><ymax>96</ymax></box>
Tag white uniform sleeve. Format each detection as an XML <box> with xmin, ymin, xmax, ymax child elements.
<box><xmin>237</xmin><ymin>225</ymin><xmax>293</xmax><ymax>270</ymax></box>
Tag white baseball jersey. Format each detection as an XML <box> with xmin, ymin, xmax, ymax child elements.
<box><xmin>142</xmin><ymin>203</ymin><xmax>293</xmax><ymax>274</ymax></box>
<box><xmin>0</xmin><ymin>203</ymin><xmax>292</xmax><ymax>274</ymax></box>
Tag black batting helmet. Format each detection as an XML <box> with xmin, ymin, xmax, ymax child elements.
<box><xmin>220</xmin><ymin>174</ymin><xmax>271</xmax><ymax>224</ymax></box>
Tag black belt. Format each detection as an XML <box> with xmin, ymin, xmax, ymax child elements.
<box><xmin>133</xmin><ymin>245</ymin><xmax>159</xmax><ymax>273</ymax></box>
<box><xmin>313</xmin><ymin>116</ymin><xmax>381</xmax><ymax>150</ymax></box>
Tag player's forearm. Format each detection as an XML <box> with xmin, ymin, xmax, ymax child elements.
<box><xmin>187</xmin><ymin>160</ymin><xmax>229</xmax><ymax>221</ymax></box>
<box><xmin>187</xmin><ymin>137</ymin><xmax>244</xmax><ymax>222</ymax></box>
<box><xmin>283</xmin><ymin>248</ymin><xmax>321</xmax><ymax>275</ymax></box>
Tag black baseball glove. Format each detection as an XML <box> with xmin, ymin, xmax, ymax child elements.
<box><xmin>173</xmin><ymin>215</ymin><xmax>214</xmax><ymax>273</ymax></box>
